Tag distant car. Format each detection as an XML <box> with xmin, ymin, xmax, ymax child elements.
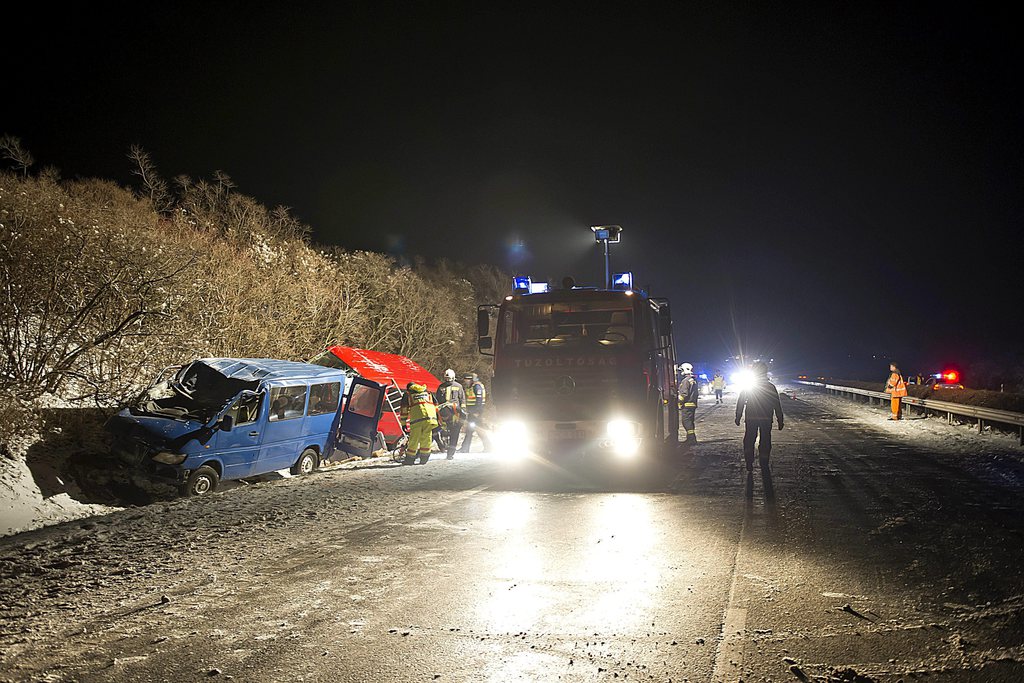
<box><xmin>925</xmin><ymin>370</ymin><xmax>964</xmax><ymax>391</ymax></box>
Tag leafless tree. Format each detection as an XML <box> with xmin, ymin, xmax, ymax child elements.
<box><xmin>128</xmin><ymin>145</ymin><xmax>172</xmax><ymax>213</ymax></box>
<box><xmin>0</xmin><ymin>135</ymin><xmax>34</xmax><ymax>176</ymax></box>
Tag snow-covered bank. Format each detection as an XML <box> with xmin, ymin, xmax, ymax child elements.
<box><xmin>0</xmin><ymin>433</ymin><xmax>121</xmax><ymax>537</ymax></box>
<box><xmin>789</xmin><ymin>384</ymin><xmax>1023</xmax><ymax>454</ymax></box>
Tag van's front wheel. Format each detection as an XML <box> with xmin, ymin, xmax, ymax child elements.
<box><xmin>181</xmin><ymin>465</ymin><xmax>219</xmax><ymax>497</ymax></box>
<box><xmin>291</xmin><ymin>448</ymin><xmax>318</xmax><ymax>476</ymax></box>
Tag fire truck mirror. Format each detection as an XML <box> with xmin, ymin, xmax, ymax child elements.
<box><xmin>478</xmin><ymin>336</ymin><xmax>493</xmax><ymax>351</ymax></box>
<box><xmin>477</xmin><ymin>309</ymin><xmax>490</xmax><ymax>337</ymax></box>
<box><xmin>658</xmin><ymin>307</ymin><xmax>672</xmax><ymax>335</ymax></box>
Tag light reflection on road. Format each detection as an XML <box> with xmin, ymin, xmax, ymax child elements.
<box><xmin>576</xmin><ymin>494</ymin><xmax>658</xmax><ymax>629</ymax></box>
<box><xmin>479</xmin><ymin>492</ymin><xmax>662</xmax><ymax>681</ymax></box>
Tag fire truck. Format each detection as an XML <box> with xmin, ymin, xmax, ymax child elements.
<box><xmin>477</xmin><ymin>276</ymin><xmax>678</xmax><ymax>460</ymax></box>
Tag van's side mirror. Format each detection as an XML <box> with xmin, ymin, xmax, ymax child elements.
<box><xmin>219</xmin><ymin>415</ymin><xmax>234</xmax><ymax>432</ymax></box>
<box><xmin>478</xmin><ymin>336</ymin><xmax>493</xmax><ymax>351</ymax></box>
<box><xmin>477</xmin><ymin>309</ymin><xmax>490</xmax><ymax>338</ymax></box>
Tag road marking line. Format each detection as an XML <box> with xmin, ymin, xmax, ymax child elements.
<box><xmin>712</xmin><ymin>504</ymin><xmax>749</xmax><ymax>682</ymax></box>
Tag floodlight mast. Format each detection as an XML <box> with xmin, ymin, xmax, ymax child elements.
<box><xmin>590</xmin><ymin>225</ymin><xmax>622</xmax><ymax>289</ymax></box>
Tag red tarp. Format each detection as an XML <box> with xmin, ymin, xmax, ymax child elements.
<box><xmin>326</xmin><ymin>346</ymin><xmax>440</xmax><ymax>392</ymax></box>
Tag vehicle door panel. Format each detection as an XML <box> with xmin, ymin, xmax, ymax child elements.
<box><xmin>329</xmin><ymin>377</ymin><xmax>385</xmax><ymax>461</ymax></box>
<box><xmin>215</xmin><ymin>391</ymin><xmax>266</xmax><ymax>479</ymax></box>
<box><xmin>257</xmin><ymin>383</ymin><xmax>309</xmax><ymax>474</ymax></box>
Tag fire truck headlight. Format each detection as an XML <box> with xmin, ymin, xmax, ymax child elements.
<box><xmin>607</xmin><ymin>420</ymin><xmax>641</xmax><ymax>458</ymax></box>
<box><xmin>496</xmin><ymin>420</ymin><xmax>530</xmax><ymax>458</ymax></box>
<box><xmin>606</xmin><ymin>420</ymin><xmax>637</xmax><ymax>439</ymax></box>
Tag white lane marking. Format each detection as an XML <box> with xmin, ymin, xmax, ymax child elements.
<box><xmin>712</xmin><ymin>505</ymin><xmax>749</xmax><ymax>682</ymax></box>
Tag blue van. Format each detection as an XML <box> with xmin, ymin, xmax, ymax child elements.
<box><xmin>106</xmin><ymin>358</ymin><xmax>386</xmax><ymax>496</ymax></box>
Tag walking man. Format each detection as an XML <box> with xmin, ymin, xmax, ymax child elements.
<box><xmin>734</xmin><ymin>362</ymin><xmax>784</xmax><ymax>473</ymax></box>
<box><xmin>712</xmin><ymin>370</ymin><xmax>726</xmax><ymax>404</ymax></box>
<box><xmin>679</xmin><ymin>362</ymin><xmax>699</xmax><ymax>444</ymax></box>
<box><xmin>884</xmin><ymin>362</ymin><xmax>908</xmax><ymax>420</ymax></box>
<box><xmin>436</xmin><ymin>369</ymin><xmax>466</xmax><ymax>459</ymax></box>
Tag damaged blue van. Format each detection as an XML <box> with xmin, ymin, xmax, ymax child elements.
<box><xmin>106</xmin><ymin>358</ymin><xmax>385</xmax><ymax>496</ymax></box>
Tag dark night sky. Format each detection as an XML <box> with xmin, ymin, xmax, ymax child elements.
<box><xmin>6</xmin><ymin>2</ymin><xmax>1022</xmax><ymax>375</ymax></box>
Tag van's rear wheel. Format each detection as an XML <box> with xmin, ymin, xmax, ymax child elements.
<box><xmin>291</xmin><ymin>448</ymin><xmax>318</xmax><ymax>476</ymax></box>
<box><xmin>181</xmin><ymin>465</ymin><xmax>219</xmax><ymax>497</ymax></box>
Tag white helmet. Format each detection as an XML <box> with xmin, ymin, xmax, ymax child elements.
<box><xmin>444</xmin><ymin>368</ymin><xmax>456</xmax><ymax>381</ymax></box>
<box><xmin>680</xmin><ymin>362</ymin><xmax>693</xmax><ymax>374</ymax></box>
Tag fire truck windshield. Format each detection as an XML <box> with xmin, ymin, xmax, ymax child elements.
<box><xmin>503</xmin><ymin>299</ymin><xmax>635</xmax><ymax>348</ymax></box>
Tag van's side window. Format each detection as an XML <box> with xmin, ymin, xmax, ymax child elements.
<box><xmin>228</xmin><ymin>392</ymin><xmax>263</xmax><ymax>425</ymax></box>
<box><xmin>308</xmin><ymin>382</ymin><xmax>341</xmax><ymax>416</ymax></box>
<box><xmin>269</xmin><ymin>386</ymin><xmax>307</xmax><ymax>421</ymax></box>
<box><xmin>347</xmin><ymin>384</ymin><xmax>382</xmax><ymax>417</ymax></box>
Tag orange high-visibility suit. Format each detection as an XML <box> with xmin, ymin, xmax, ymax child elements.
<box><xmin>884</xmin><ymin>371</ymin><xmax>907</xmax><ymax>420</ymax></box>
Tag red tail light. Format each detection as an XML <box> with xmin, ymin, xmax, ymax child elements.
<box><xmin>943</xmin><ymin>370</ymin><xmax>958</xmax><ymax>382</ymax></box>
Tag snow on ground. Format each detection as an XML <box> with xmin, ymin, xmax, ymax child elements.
<box><xmin>0</xmin><ymin>433</ymin><xmax>121</xmax><ymax>538</ymax></box>
<box><xmin>788</xmin><ymin>383</ymin><xmax>1024</xmax><ymax>492</ymax></box>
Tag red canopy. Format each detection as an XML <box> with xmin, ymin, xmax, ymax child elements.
<box><xmin>326</xmin><ymin>346</ymin><xmax>439</xmax><ymax>392</ymax></box>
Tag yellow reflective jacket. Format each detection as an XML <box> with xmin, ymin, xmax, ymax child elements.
<box><xmin>403</xmin><ymin>383</ymin><xmax>438</xmax><ymax>425</ymax></box>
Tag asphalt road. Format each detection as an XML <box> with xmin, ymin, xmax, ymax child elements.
<box><xmin>2</xmin><ymin>386</ymin><xmax>1024</xmax><ymax>682</ymax></box>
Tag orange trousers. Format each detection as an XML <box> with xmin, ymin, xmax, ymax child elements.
<box><xmin>890</xmin><ymin>396</ymin><xmax>902</xmax><ymax>419</ymax></box>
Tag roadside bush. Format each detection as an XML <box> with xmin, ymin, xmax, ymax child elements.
<box><xmin>0</xmin><ymin>146</ymin><xmax>509</xmax><ymax>420</ymax></box>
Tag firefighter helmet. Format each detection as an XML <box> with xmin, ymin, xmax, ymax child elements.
<box><xmin>444</xmin><ymin>368</ymin><xmax>456</xmax><ymax>381</ymax></box>
<box><xmin>680</xmin><ymin>362</ymin><xmax>693</xmax><ymax>374</ymax></box>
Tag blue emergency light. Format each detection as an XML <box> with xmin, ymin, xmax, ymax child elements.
<box><xmin>513</xmin><ymin>276</ymin><xmax>531</xmax><ymax>294</ymax></box>
<box><xmin>611</xmin><ymin>271</ymin><xmax>633</xmax><ymax>290</ymax></box>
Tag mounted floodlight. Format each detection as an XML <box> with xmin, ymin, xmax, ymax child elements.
<box><xmin>591</xmin><ymin>225</ymin><xmax>622</xmax><ymax>243</ymax></box>
<box><xmin>611</xmin><ymin>271</ymin><xmax>633</xmax><ymax>290</ymax></box>
<box><xmin>590</xmin><ymin>225</ymin><xmax>623</xmax><ymax>289</ymax></box>
<box><xmin>512</xmin><ymin>276</ymin><xmax>531</xmax><ymax>294</ymax></box>
<box><xmin>528</xmin><ymin>282</ymin><xmax>549</xmax><ymax>294</ymax></box>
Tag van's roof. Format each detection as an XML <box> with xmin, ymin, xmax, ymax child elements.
<box><xmin>198</xmin><ymin>358</ymin><xmax>346</xmax><ymax>383</ymax></box>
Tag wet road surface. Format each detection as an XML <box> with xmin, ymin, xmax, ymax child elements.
<box><xmin>2</xmin><ymin>386</ymin><xmax>1024</xmax><ymax>681</ymax></box>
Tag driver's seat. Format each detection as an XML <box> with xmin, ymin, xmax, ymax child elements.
<box><xmin>605</xmin><ymin>311</ymin><xmax>632</xmax><ymax>341</ymax></box>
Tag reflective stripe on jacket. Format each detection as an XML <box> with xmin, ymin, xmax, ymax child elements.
<box><xmin>466</xmin><ymin>381</ymin><xmax>485</xmax><ymax>409</ymax></box>
<box><xmin>680</xmin><ymin>376</ymin><xmax>698</xmax><ymax>407</ymax></box>
<box><xmin>405</xmin><ymin>383</ymin><xmax>437</xmax><ymax>424</ymax></box>
<box><xmin>885</xmin><ymin>372</ymin><xmax>908</xmax><ymax>398</ymax></box>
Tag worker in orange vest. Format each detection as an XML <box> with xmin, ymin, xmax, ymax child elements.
<box><xmin>884</xmin><ymin>362</ymin><xmax>908</xmax><ymax>420</ymax></box>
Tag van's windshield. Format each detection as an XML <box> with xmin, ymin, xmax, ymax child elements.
<box><xmin>133</xmin><ymin>361</ymin><xmax>258</xmax><ymax>421</ymax></box>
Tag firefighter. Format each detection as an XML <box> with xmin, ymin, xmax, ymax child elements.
<box><xmin>734</xmin><ymin>362</ymin><xmax>784</xmax><ymax>472</ymax></box>
<box><xmin>399</xmin><ymin>381</ymin><xmax>437</xmax><ymax>465</ymax></box>
<box><xmin>884</xmin><ymin>362</ymin><xmax>908</xmax><ymax>420</ymax></box>
<box><xmin>436</xmin><ymin>368</ymin><xmax>467</xmax><ymax>459</ymax></box>
<box><xmin>712</xmin><ymin>370</ymin><xmax>726</xmax><ymax>404</ymax></box>
<box><xmin>458</xmin><ymin>372</ymin><xmax>492</xmax><ymax>453</ymax></box>
<box><xmin>679</xmin><ymin>362</ymin><xmax>699</xmax><ymax>444</ymax></box>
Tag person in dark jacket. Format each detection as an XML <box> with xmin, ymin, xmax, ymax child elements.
<box><xmin>458</xmin><ymin>372</ymin><xmax>492</xmax><ymax>453</ymax></box>
<box><xmin>734</xmin><ymin>362</ymin><xmax>784</xmax><ymax>472</ymax></box>
<box><xmin>435</xmin><ymin>369</ymin><xmax>467</xmax><ymax>459</ymax></box>
<box><xmin>679</xmin><ymin>362</ymin><xmax>699</xmax><ymax>444</ymax></box>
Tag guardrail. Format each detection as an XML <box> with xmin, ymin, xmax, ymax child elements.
<box><xmin>795</xmin><ymin>381</ymin><xmax>1024</xmax><ymax>445</ymax></box>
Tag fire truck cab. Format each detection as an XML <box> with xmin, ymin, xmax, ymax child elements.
<box><xmin>478</xmin><ymin>280</ymin><xmax>678</xmax><ymax>461</ymax></box>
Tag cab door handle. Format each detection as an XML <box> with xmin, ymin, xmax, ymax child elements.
<box><xmin>249</xmin><ymin>431</ymin><xmax>260</xmax><ymax>437</ymax></box>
